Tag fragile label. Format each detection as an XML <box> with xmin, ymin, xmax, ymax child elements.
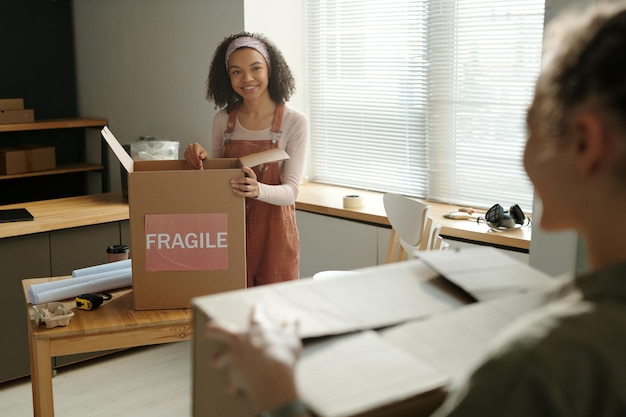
<box><xmin>145</xmin><ymin>213</ymin><xmax>229</xmax><ymax>272</ymax></box>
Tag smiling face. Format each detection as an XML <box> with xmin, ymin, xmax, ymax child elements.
<box><xmin>227</xmin><ymin>47</ymin><xmax>270</xmax><ymax>103</ymax></box>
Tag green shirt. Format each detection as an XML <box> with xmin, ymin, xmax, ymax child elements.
<box><xmin>436</xmin><ymin>261</ymin><xmax>626</xmax><ymax>417</ymax></box>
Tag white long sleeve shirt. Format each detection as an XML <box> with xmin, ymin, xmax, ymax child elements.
<box><xmin>210</xmin><ymin>104</ymin><xmax>308</xmax><ymax>206</ymax></box>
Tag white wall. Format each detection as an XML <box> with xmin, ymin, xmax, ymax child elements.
<box><xmin>244</xmin><ymin>0</ymin><xmax>307</xmax><ymax>114</ymax></box>
<box><xmin>73</xmin><ymin>0</ymin><xmax>245</xmax><ymax>191</ymax></box>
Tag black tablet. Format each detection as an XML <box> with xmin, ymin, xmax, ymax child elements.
<box><xmin>0</xmin><ymin>208</ymin><xmax>34</xmax><ymax>223</ymax></box>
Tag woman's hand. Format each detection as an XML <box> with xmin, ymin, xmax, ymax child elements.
<box><xmin>184</xmin><ymin>143</ymin><xmax>208</xmax><ymax>170</ymax></box>
<box><xmin>231</xmin><ymin>166</ymin><xmax>260</xmax><ymax>198</ymax></box>
<box><xmin>205</xmin><ymin>304</ymin><xmax>302</xmax><ymax>412</ymax></box>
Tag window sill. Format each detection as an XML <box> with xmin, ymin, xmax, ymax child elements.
<box><xmin>295</xmin><ymin>182</ymin><xmax>531</xmax><ymax>252</ymax></box>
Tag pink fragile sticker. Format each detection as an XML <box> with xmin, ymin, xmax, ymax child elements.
<box><xmin>144</xmin><ymin>213</ymin><xmax>229</xmax><ymax>272</ymax></box>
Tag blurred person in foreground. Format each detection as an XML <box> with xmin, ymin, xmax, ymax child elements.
<box><xmin>204</xmin><ymin>2</ymin><xmax>626</xmax><ymax>416</ymax></box>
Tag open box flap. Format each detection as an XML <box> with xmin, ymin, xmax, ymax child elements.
<box><xmin>103</xmin><ymin>126</ymin><xmax>288</xmax><ymax>173</ymax></box>
<box><xmin>238</xmin><ymin>148</ymin><xmax>289</xmax><ymax>168</ymax></box>
<box><xmin>102</xmin><ymin>126</ymin><xmax>135</xmax><ymax>174</ymax></box>
<box><xmin>192</xmin><ymin>260</ymin><xmax>462</xmax><ymax>339</ymax></box>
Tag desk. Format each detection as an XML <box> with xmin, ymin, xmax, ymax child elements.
<box><xmin>296</xmin><ymin>182</ymin><xmax>531</xmax><ymax>251</ymax></box>
<box><xmin>0</xmin><ymin>192</ymin><xmax>129</xmax><ymax>239</ymax></box>
<box><xmin>22</xmin><ymin>277</ymin><xmax>192</xmax><ymax>417</ymax></box>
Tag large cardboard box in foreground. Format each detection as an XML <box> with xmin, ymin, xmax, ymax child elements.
<box><xmin>192</xmin><ymin>248</ymin><xmax>555</xmax><ymax>417</ymax></box>
<box><xmin>102</xmin><ymin>126</ymin><xmax>288</xmax><ymax>310</ymax></box>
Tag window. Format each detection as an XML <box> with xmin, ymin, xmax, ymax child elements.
<box><xmin>305</xmin><ymin>0</ymin><xmax>544</xmax><ymax>211</ymax></box>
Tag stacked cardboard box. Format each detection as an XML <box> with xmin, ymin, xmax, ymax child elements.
<box><xmin>0</xmin><ymin>98</ymin><xmax>35</xmax><ymax>124</ymax></box>
<box><xmin>0</xmin><ymin>144</ymin><xmax>56</xmax><ymax>175</ymax></box>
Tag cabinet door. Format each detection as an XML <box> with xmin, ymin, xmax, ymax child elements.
<box><xmin>296</xmin><ymin>210</ymin><xmax>379</xmax><ymax>278</ymax></box>
<box><xmin>120</xmin><ymin>220</ymin><xmax>131</xmax><ymax>253</ymax></box>
<box><xmin>49</xmin><ymin>222</ymin><xmax>123</xmax><ymax>368</ymax></box>
<box><xmin>0</xmin><ymin>233</ymin><xmax>51</xmax><ymax>382</ymax></box>
<box><xmin>50</xmin><ymin>222</ymin><xmax>121</xmax><ymax>276</ymax></box>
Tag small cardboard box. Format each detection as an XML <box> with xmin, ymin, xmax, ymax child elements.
<box><xmin>192</xmin><ymin>249</ymin><xmax>554</xmax><ymax>417</ymax></box>
<box><xmin>0</xmin><ymin>98</ymin><xmax>25</xmax><ymax>111</ymax></box>
<box><xmin>0</xmin><ymin>144</ymin><xmax>56</xmax><ymax>175</ymax></box>
<box><xmin>0</xmin><ymin>109</ymin><xmax>35</xmax><ymax>124</ymax></box>
<box><xmin>102</xmin><ymin>127</ymin><xmax>289</xmax><ymax>310</ymax></box>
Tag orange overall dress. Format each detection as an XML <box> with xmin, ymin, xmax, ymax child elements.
<box><xmin>222</xmin><ymin>103</ymin><xmax>300</xmax><ymax>286</ymax></box>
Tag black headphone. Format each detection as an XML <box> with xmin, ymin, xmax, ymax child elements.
<box><xmin>479</xmin><ymin>203</ymin><xmax>529</xmax><ymax>229</ymax></box>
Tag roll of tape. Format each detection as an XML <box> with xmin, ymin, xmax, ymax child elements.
<box><xmin>343</xmin><ymin>194</ymin><xmax>362</xmax><ymax>209</ymax></box>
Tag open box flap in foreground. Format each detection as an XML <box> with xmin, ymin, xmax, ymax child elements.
<box><xmin>193</xmin><ymin>260</ymin><xmax>461</xmax><ymax>417</ymax></box>
<box><xmin>192</xmin><ymin>248</ymin><xmax>556</xmax><ymax>417</ymax></box>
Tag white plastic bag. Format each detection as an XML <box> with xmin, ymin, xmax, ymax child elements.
<box><xmin>130</xmin><ymin>136</ymin><xmax>179</xmax><ymax>161</ymax></box>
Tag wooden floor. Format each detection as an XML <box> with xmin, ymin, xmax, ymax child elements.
<box><xmin>0</xmin><ymin>341</ymin><xmax>192</xmax><ymax>417</ymax></box>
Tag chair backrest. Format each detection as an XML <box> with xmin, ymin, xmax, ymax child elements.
<box><xmin>383</xmin><ymin>193</ymin><xmax>430</xmax><ymax>263</ymax></box>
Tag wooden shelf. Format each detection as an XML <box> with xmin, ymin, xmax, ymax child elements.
<box><xmin>0</xmin><ymin>163</ymin><xmax>104</xmax><ymax>181</ymax></box>
<box><xmin>0</xmin><ymin>117</ymin><xmax>110</xmax><ymax>203</ymax></box>
<box><xmin>0</xmin><ymin>117</ymin><xmax>107</xmax><ymax>133</ymax></box>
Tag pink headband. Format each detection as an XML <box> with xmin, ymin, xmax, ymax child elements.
<box><xmin>225</xmin><ymin>36</ymin><xmax>271</xmax><ymax>73</ymax></box>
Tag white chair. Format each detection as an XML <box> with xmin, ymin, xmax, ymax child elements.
<box><xmin>311</xmin><ymin>270</ymin><xmax>359</xmax><ymax>280</ymax></box>
<box><xmin>419</xmin><ymin>216</ymin><xmax>449</xmax><ymax>252</ymax></box>
<box><xmin>313</xmin><ymin>192</ymin><xmax>435</xmax><ymax>279</ymax></box>
<box><xmin>383</xmin><ymin>193</ymin><xmax>431</xmax><ymax>263</ymax></box>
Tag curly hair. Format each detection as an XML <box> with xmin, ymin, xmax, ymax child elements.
<box><xmin>206</xmin><ymin>31</ymin><xmax>296</xmax><ymax>112</ymax></box>
<box><xmin>538</xmin><ymin>2</ymin><xmax>626</xmax><ymax>140</ymax></box>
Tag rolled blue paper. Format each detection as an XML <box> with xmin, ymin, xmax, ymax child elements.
<box><xmin>72</xmin><ymin>258</ymin><xmax>132</xmax><ymax>277</ymax></box>
<box><xmin>28</xmin><ymin>268</ymin><xmax>132</xmax><ymax>305</ymax></box>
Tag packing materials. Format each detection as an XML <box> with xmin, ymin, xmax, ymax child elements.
<box><xmin>130</xmin><ymin>136</ymin><xmax>180</xmax><ymax>160</ymax></box>
<box><xmin>27</xmin><ymin>265</ymin><xmax>132</xmax><ymax>305</ymax></box>
<box><xmin>192</xmin><ymin>247</ymin><xmax>555</xmax><ymax>417</ymax></box>
<box><xmin>102</xmin><ymin>126</ymin><xmax>289</xmax><ymax>310</ymax></box>
<box><xmin>32</xmin><ymin>302</ymin><xmax>75</xmax><ymax>328</ymax></box>
<box><xmin>0</xmin><ymin>144</ymin><xmax>56</xmax><ymax>175</ymax></box>
<box><xmin>72</xmin><ymin>258</ymin><xmax>132</xmax><ymax>277</ymax></box>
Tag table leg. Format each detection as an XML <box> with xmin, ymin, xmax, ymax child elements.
<box><xmin>29</xmin><ymin>336</ymin><xmax>54</xmax><ymax>417</ymax></box>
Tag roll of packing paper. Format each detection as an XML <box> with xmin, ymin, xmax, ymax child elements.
<box><xmin>28</xmin><ymin>267</ymin><xmax>132</xmax><ymax>305</ymax></box>
<box><xmin>72</xmin><ymin>258</ymin><xmax>132</xmax><ymax>277</ymax></box>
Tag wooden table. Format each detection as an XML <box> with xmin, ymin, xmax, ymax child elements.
<box><xmin>22</xmin><ymin>277</ymin><xmax>192</xmax><ymax>417</ymax></box>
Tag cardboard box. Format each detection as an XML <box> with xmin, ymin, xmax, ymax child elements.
<box><xmin>193</xmin><ymin>260</ymin><xmax>452</xmax><ymax>417</ymax></box>
<box><xmin>0</xmin><ymin>144</ymin><xmax>56</xmax><ymax>175</ymax></box>
<box><xmin>192</xmin><ymin>248</ymin><xmax>554</xmax><ymax>417</ymax></box>
<box><xmin>102</xmin><ymin>126</ymin><xmax>289</xmax><ymax>310</ymax></box>
<box><xmin>0</xmin><ymin>109</ymin><xmax>34</xmax><ymax>124</ymax></box>
<box><xmin>0</xmin><ymin>98</ymin><xmax>25</xmax><ymax>111</ymax></box>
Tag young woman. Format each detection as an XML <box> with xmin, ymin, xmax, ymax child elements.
<box><xmin>204</xmin><ymin>3</ymin><xmax>626</xmax><ymax>416</ymax></box>
<box><xmin>185</xmin><ymin>32</ymin><xmax>308</xmax><ymax>287</ymax></box>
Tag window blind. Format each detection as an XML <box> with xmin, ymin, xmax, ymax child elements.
<box><xmin>305</xmin><ymin>0</ymin><xmax>544</xmax><ymax>211</ymax></box>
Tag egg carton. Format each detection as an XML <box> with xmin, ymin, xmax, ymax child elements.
<box><xmin>32</xmin><ymin>302</ymin><xmax>75</xmax><ymax>328</ymax></box>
